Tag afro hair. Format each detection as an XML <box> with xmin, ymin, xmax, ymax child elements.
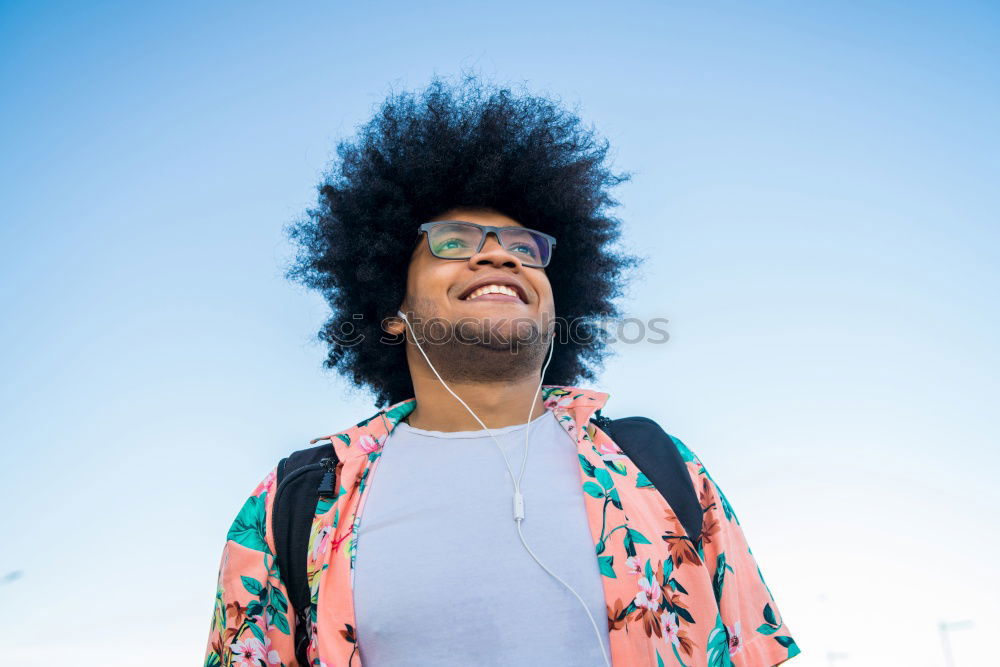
<box><xmin>285</xmin><ymin>75</ymin><xmax>638</xmax><ymax>407</ymax></box>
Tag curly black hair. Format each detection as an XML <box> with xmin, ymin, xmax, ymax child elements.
<box><xmin>285</xmin><ymin>75</ymin><xmax>638</xmax><ymax>407</ymax></box>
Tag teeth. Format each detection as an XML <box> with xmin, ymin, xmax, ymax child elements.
<box><xmin>467</xmin><ymin>284</ymin><xmax>520</xmax><ymax>301</ymax></box>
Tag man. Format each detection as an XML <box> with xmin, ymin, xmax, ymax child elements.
<box><xmin>205</xmin><ymin>77</ymin><xmax>800</xmax><ymax>667</ymax></box>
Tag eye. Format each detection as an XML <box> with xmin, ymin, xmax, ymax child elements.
<box><xmin>509</xmin><ymin>243</ymin><xmax>539</xmax><ymax>258</ymax></box>
<box><xmin>434</xmin><ymin>237</ymin><xmax>471</xmax><ymax>251</ymax></box>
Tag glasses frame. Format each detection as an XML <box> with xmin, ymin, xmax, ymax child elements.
<box><xmin>416</xmin><ymin>220</ymin><xmax>557</xmax><ymax>268</ymax></box>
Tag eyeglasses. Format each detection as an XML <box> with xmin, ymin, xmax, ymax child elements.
<box><xmin>417</xmin><ymin>220</ymin><xmax>557</xmax><ymax>268</ymax></box>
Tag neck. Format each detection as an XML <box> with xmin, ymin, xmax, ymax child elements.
<box><xmin>405</xmin><ymin>366</ymin><xmax>549</xmax><ymax>432</ymax></box>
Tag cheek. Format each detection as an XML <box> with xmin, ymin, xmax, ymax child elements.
<box><xmin>405</xmin><ymin>257</ymin><xmax>459</xmax><ymax>304</ymax></box>
<box><xmin>538</xmin><ymin>281</ymin><xmax>556</xmax><ymax>313</ymax></box>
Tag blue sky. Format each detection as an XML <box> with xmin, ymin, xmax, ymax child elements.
<box><xmin>1</xmin><ymin>1</ymin><xmax>997</xmax><ymax>665</ymax></box>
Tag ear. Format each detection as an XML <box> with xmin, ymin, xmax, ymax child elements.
<box><xmin>383</xmin><ymin>310</ymin><xmax>406</xmax><ymax>336</ymax></box>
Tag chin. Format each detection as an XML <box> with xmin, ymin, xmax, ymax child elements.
<box><xmin>482</xmin><ymin>318</ymin><xmax>543</xmax><ymax>347</ymax></box>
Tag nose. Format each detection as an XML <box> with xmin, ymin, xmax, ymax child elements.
<box><xmin>467</xmin><ymin>231</ymin><xmax>522</xmax><ymax>269</ymax></box>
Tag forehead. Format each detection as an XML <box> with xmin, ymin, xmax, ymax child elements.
<box><xmin>429</xmin><ymin>208</ymin><xmax>524</xmax><ymax>228</ymax></box>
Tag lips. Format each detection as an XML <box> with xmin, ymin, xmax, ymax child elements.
<box><xmin>457</xmin><ymin>277</ymin><xmax>528</xmax><ymax>303</ymax></box>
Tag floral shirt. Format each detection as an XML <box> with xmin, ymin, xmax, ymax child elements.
<box><xmin>205</xmin><ymin>385</ymin><xmax>801</xmax><ymax>667</ymax></box>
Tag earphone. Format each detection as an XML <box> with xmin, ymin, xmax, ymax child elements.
<box><xmin>396</xmin><ymin>310</ymin><xmax>612</xmax><ymax>667</ymax></box>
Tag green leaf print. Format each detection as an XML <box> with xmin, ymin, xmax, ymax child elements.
<box><xmin>608</xmin><ymin>488</ymin><xmax>623</xmax><ymax>510</ymax></box>
<box><xmin>316</xmin><ymin>497</ymin><xmax>334</xmax><ymax>515</ymax></box>
<box><xmin>595</xmin><ymin>468</ymin><xmax>614</xmax><ymax>490</ymax></box>
<box><xmin>241</xmin><ymin>576</ymin><xmax>264</xmax><ymax>596</ymax></box>
<box><xmin>269</xmin><ymin>586</ymin><xmax>289</xmax><ymax>612</ymax></box>
<box><xmin>782</xmin><ymin>637</ymin><xmax>802</xmax><ymax>660</ymax></box>
<box><xmin>271</xmin><ymin>605</ymin><xmax>291</xmax><ymax>634</ymax></box>
<box><xmin>248</xmin><ymin>620</ymin><xmax>265</xmax><ymax>642</ymax></box>
<box><xmin>336</xmin><ymin>433</ymin><xmax>351</xmax><ymax>446</ymax></box>
<box><xmin>763</xmin><ymin>603</ymin><xmax>777</xmax><ymax>626</ymax></box>
<box><xmin>656</xmin><ymin>649</ymin><xmax>665</xmax><ymax>667</ymax></box>
<box><xmin>579</xmin><ymin>454</ymin><xmax>597</xmax><ymax>477</ymax></box>
<box><xmin>603</xmin><ymin>459</ymin><xmax>627</xmax><ymax>476</ymax></box>
<box><xmin>623</xmin><ymin>530</ymin><xmax>636</xmax><ymax>557</ymax></box>
<box><xmin>627</xmin><ymin>528</ymin><xmax>652</xmax><ymax>545</ymax></box>
<box><xmin>544</xmin><ymin>386</ymin><xmax>569</xmax><ymax>399</ymax></box>
<box><xmin>598</xmin><ymin>555</ymin><xmax>616</xmax><ymax>578</ymax></box>
<box><xmin>384</xmin><ymin>402</ymin><xmax>415</xmax><ymax>424</ymax></box>
<box><xmin>227</xmin><ymin>494</ymin><xmax>268</xmax><ymax>552</ymax></box>
<box><xmin>204</xmin><ymin>652</ymin><xmax>222</xmax><ymax>667</ymax></box>
<box><xmin>661</xmin><ymin>556</ymin><xmax>674</xmax><ymax>585</ymax></box>
<box><xmin>712</xmin><ymin>553</ymin><xmax>733</xmax><ymax>603</ymax></box>
<box><xmin>636</xmin><ymin>472</ymin><xmax>653</xmax><ymax>488</ymax></box>
<box><xmin>757</xmin><ymin>602</ymin><xmax>781</xmax><ymax>635</ymax></box>
<box><xmin>674</xmin><ymin>605</ymin><xmax>695</xmax><ymax>625</ymax></box>
<box><xmin>583</xmin><ymin>481</ymin><xmax>605</xmax><ymax>498</ymax></box>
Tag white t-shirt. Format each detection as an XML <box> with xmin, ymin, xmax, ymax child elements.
<box><xmin>352</xmin><ymin>410</ymin><xmax>612</xmax><ymax>666</ymax></box>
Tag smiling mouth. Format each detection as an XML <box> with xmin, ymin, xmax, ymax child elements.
<box><xmin>459</xmin><ymin>283</ymin><xmax>527</xmax><ymax>303</ymax></box>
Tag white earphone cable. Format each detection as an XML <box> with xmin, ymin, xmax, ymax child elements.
<box><xmin>397</xmin><ymin>311</ymin><xmax>612</xmax><ymax>667</ymax></box>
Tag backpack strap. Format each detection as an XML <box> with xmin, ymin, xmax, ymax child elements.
<box><xmin>594</xmin><ymin>413</ymin><xmax>703</xmax><ymax>546</ymax></box>
<box><xmin>273</xmin><ymin>442</ymin><xmax>339</xmax><ymax>667</ymax></box>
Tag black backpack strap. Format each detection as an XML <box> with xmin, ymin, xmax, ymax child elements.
<box><xmin>272</xmin><ymin>442</ymin><xmax>339</xmax><ymax>666</ymax></box>
<box><xmin>594</xmin><ymin>414</ymin><xmax>703</xmax><ymax>547</ymax></box>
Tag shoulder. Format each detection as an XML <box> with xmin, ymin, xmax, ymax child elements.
<box><xmin>608</xmin><ymin>416</ymin><xmax>704</xmax><ymax>468</ymax></box>
<box><xmin>666</xmin><ymin>433</ymin><xmax>742</xmax><ymax>526</ymax></box>
<box><xmin>225</xmin><ymin>465</ymin><xmax>280</xmax><ymax>556</ymax></box>
<box><xmin>665</xmin><ymin>432</ymin><xmax>702</xmax><ymax>466</ymax></box>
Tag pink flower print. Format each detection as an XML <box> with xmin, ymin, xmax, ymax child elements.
<box><xmin>231</xmin><ymin>636</ymin><xmax>278</xmax><ymax>666</ymax></box>
<box><xmin>661</xmin><ymin>612</ymin><xmax>680</xmax><ymax>647</ymax></box>
<box><xmin>229</xmin><ymin>640</ymin><xmax>256</xmax><ymax>666</ymax></box>
<box><xmin>310</xmin><ymin>526</ymin><xmax>332</xmax><ymax>560</ymax></box>
<box><xmin>261</xmin><ymin>637</ymin><xmax>280</xmax><ymax>665</ymax></box>
<box><xmin>626</xmin><ymin>556</ymin><xmax>643</xmax><ymax>576</ymax></box>
<box><xmin>598</xmin><ymin>440</ymin><xmax>626</xmax><ymax>462</ymax></box>
<box><xmin>634</xmin><ymin>576</ymin><xmax>661</xmax><ymax>611</ymax></box>
<box><xmin>252</xmin><ymin>469</ymin><xmax>276</xmax><ymax>497</ymax></box>
<box><xmin>726</xmin><ymin>621</ymin><xmax>743</xmax><ymax>655</ymax></box>
<box><xmin>357</xmin><ymin>434</ymin><xmax>383</xmax><ymax>453</ymax></box>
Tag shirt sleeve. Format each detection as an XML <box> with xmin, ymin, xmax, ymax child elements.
<box><xmin>204</xmin><ymin>468</ymin><xmax>298</xmax><ymax>667</ymax></box>
<box><xmin>672</xmin><ymin>435</ymin><xmax>802</xmax><ymax>667</ymax></box>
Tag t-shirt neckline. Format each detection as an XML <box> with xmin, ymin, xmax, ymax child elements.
<box><xmin>393</xmin><ymin>411</ymin><xmax>553</xmax><ymax>439</ymax></box>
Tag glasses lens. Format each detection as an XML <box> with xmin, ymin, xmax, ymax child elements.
<box><xmin>427</xmin><ymin>222</ymin><xmax>483</xmax><ymax>258</ymax></box>
<box><xmin>500</xmin><ymin>228</ymin><xmax>551</xmax><ymax>266</ymax></box>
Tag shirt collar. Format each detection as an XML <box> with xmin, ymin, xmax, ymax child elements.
<box><xmin>321</xmin><ymin>384</ymin><xmax>609</xmax><ymax>461</ymax></box>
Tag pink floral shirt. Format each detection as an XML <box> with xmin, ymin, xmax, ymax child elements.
<box><xmin>205</xmin><ymin>385</ymin><xmax>800</xmax><ymax>666</ymax></box>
